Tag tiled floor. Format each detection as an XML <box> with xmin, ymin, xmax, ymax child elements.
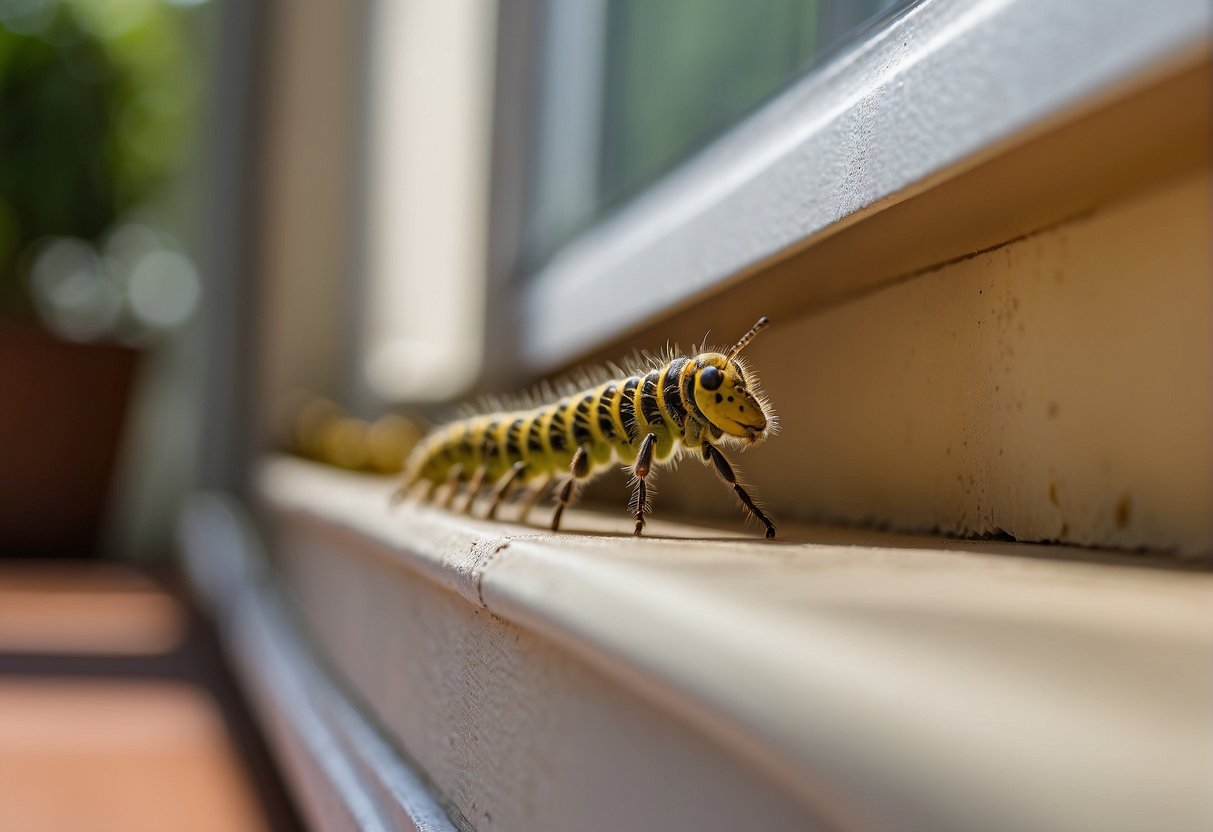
<box><xmin>0</xmin><ymin>561</ymin><xmax>300</xmax><ymax>832</ymax></box>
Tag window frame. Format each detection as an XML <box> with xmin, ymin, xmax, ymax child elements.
<box><xmin>503</xmin><ymin>0</ymin><xmax>1211</xmax><ymax>376</ymax></box>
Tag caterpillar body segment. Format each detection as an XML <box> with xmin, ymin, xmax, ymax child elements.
<box><xmin>400</xmin><ymin>317</ymin><xmax>778</xmax><ymax>538</ymax></box>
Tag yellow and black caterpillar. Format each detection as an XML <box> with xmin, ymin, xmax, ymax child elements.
<box><xmin>398</xmin><ymin>317</ymin><xmax>778</xmax><ymax>538</ymax></box>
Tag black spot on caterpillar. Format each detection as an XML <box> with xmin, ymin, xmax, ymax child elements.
<box><xmin>396</xmin><ymin>317</ymin><xmax>778</xmax><ymax>538</ymax></box>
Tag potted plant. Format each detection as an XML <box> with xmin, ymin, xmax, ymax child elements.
<box><xmin>0</xmin><ymin>2</ymin><xmax>197</xmax><ymax>557</ymax></box>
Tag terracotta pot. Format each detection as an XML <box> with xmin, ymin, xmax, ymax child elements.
<box><xmin>0</xmin><ymin>323</ymin><xmax>138</xmax><ymax>557</ymax></box>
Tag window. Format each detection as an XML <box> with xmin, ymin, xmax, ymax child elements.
<box><xmin>530</xmin><ymin>0</ymin><xmax>914</xmax><ymax>261</ymax></box>
<box><xmin>512</xmin><ymin>0</ymin><xmax>1212</xmax><ymax>378</ymax></box>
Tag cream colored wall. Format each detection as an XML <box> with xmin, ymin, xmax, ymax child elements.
<box><xmin>750</xmin><ymin>172</ymin><xmax>1212</xmax><ymax>554</ymax></box>
<box><xmin>252</xmin><ymin>1</ymin><xmax>365</xmax><ymax>448</ymax></box>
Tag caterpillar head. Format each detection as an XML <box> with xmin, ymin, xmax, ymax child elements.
<box><xmin>690</xmin><ymin>317</ymin><xmax>774</xmax><ymax>444</ymax></box>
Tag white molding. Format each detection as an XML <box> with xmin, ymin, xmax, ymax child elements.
<box><xmin>520</xmin><ymin>0</ymin><xmax>1212</xmax><ymax>371</ymax></box>
<box><xmin>361</xmin><ymin>0</ymin><xmax>498</xmax><ymax>402</ymax></box>
<box><xmin>178</xmin><ymin>493</ymin><xmax>461</xmax><ymax>832</ymax></box>
<box><xmin>254</xmin><ymin>457</ymin><xmax>1213</xmax><ymax>832</ymax></box>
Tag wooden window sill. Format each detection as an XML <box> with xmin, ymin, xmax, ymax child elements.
<box><xmin>198</xmin><ymin>456</ymin><xmax>1212</xmax><ymax>832</ymax></box>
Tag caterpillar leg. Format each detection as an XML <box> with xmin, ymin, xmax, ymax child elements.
<box><xmin>438</xmin><ymin>464</ymin><xmax>463</xmax><ymax>509</ymax></box>
<box><xmin>702</xmin><ymin>444</ymin><xmax>776</xmax><ymax>539</ymax></box>
<box><xmin>631</xmin><ymin>433</ymin><xmax>657</xmax><ymax>536</ymax></box>
<box><xmin>458</xmin><ymin>439</ymin><xmax>496</xmax><ymax>513</ymax></box>
<box><xmin>391</xmin><ymin>477</ymin><xmax>429</xmax><ymax>507</ymax></box>
<box><xmin>486</xmin><ymin>461</ymin><xmax>526</xmax><ymax>520</ymax></box>
<box><xmin>516</xmin><ymin>478</ymin><xmax>550</xmax><ymax>525</ymax></box>
<box><xmin>551</xmin><ymin>445</ymin><xmax>591</xmax><ymax>532</ymax></box>
<box><xmin>389</xmin><ymin>478</ymin><xmax>416</xmax><ymax>507</ymax></box>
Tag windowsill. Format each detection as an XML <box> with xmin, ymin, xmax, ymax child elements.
<box><xmin>246</xmin><ymin>455</ymin><xmax>1212</xmax><ymax>832</ymax></box>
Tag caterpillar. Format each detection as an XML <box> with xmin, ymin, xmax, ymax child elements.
<box><xmin>396</xmin><ymin>317</ymin><xmax>778</xmax><ymax>538</ymax></box>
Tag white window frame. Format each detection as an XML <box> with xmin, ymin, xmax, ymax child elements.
<box><xmin>515</xmin><ymin>0</ymin><xmax>1211</xmax><ymax>374</ymax></box>
<box><xmin>359</xmin><ymin>0</ymin><xmax>498</xmax><ymax>404</ymax></box>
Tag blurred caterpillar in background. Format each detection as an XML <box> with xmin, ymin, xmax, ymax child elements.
<box><xmin>397</xmin><ymin>317</ymin><xmax>778</xmax><ymax>538</ymax></box>
<box><xmin>291</xmin><ymin>397</ymin><xmax>422</xmax><ymax>474</ymax></box>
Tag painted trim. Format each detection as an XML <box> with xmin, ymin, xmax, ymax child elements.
<box><xmin>252</xmin><ymin>457</ymin><xmax>1213</xmax><ymax>832</ymax></box>
<box><xmin>179</xmin><ymin>494</ymin><xmax>461</xmax><ymax>832</ymax></box>
<box><xmin>520</xmin><ymin>0</ymin><xmax>1212</xmax><ymax>371</ymax></box>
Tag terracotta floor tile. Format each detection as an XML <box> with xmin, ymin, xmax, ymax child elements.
<box><xmin>0</xmin><ymin>563</ymin><xmax>185</xmax><ymax>655</ymax></box>
<box><xmin>0</xmin><ymin>679</ymin><xmax>272</xmax><ymax>832</ymax></box>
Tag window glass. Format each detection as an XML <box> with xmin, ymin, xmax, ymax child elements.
<box><xmin>527</xmin><ymin>0</ymin><xmax>915</xmax><ymax>266</ymax></box>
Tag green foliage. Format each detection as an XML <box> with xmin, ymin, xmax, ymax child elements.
<box><xmin>0</xmin><ymin>0</ymin><xmax>196</xmax><ymax>313</ymax></box>
<box><xmin>603</xmin><ymin>0</ymin><xmax>821</xmax><ymax>206</ymax></box>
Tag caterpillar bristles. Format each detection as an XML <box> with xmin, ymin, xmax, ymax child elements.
<box><xmin>399</xmin><ymin>317</ymin><xmax>778</xmax><ymax>539</ymax></box>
